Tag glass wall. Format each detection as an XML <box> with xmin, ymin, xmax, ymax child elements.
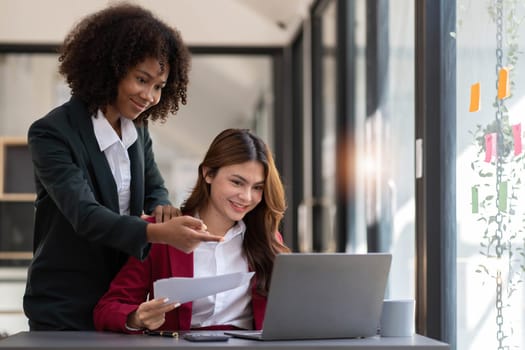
<box><xmin>309</xmin><ymin>0</ymin><xmax>338</xmax><ymax>252</ymax></box>
<box><xmin>382</xmin><ymin>0</ymin><xmax>416</xmax><ymax>300</ymax></box>
<box><xmin>310</xmin><ymin>0</ymin><xmax>415</xmax><ymax>299</ymax></box>
<box><xmin>319</xmin><ymin>0</ymin><xmax>337</xmax><ymax>252</ymax></box>
<box><xmin>353</xmin><ymin>0</ymin><xmax>367</xmax><ymax>252</ymax></box>
<box><xmin>456</xmin><ymin>1</ymin><xmax>525</xmax><ymax>349</ymax></box>
<box><xmin>358</xmin><ymin>0</ymin><xmax>415</xmax><ymax>300</ymax></box>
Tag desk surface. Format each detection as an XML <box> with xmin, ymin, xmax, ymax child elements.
<box><xmin>0</xmin><ymin>331</ymin><xmax>449</xmax><ymax>350</ymax></box>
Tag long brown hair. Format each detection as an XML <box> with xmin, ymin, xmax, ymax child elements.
<box><xmin>181</xmin><ymin>128</ymin><xmax>290</xmax><ymax>294</ymax></box>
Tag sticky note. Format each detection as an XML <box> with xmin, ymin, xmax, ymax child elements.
<box><xmin>471</xmin><ymin>187</ymin><xmax>479</xmax><ymax>214</ymax></box>
<box><xmin>469</xmin><ymin>82</ymin><xmax>481</xmax><ymax>112</ymax></box>
<box><xmin>497</xmin><ymin>67</ymin><xmax>510</xmax><ymax>100</ymax></box>
<box><xmin>484</xmin><ymin>132</ymin><xmax>497</xmax><ymax>163</ymax></box>
<box><xmin>498</xmin><ymin>181</ymin><xmax>507</xmax><ymax>212</ymax></box>
<box><xmin>512</xmin><ymin>123</ymin><xmax>522</xmax><ymax>156</ymax></box>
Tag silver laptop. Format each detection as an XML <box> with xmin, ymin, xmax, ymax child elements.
<box><xmin>225</xmin><ymin>253</ymin><xmax>391</xmax><ymax>341</ymax></box>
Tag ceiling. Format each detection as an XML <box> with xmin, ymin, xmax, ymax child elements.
<box><xmin>0</xmin><ymin>0</ymin><xmax>313</xmax><ymax>46</ymax></box>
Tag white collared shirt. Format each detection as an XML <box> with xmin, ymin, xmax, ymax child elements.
<box><xmin>191</xmin><ymin>220</ymin><xmax>253</xmax><ymax>329</ymax></box>
<box><xmin>92</xmin><ymin>111</ymin><xmax>138</xmax><ymax>215</ymax></box>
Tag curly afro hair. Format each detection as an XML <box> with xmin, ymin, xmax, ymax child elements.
<box><xmin>58</xmin><ymin>2</ymin><xmax>191</xmax><ymax>123</ymax></box>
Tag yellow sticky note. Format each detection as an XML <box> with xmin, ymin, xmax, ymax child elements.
<box><xmin>497</xmin><ymin>67</ymin><xmax>510</xmax><ymax>100</ymax></box>
<box><xmin>469</xmin><ymin>82</ymin><xmax>481</xmax><ymax>112</ymax></box>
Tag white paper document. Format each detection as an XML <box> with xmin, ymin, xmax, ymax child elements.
<box><xmin>153</xmin><ymin>271</ymin><xmax>255</xmax><ymax>304</ymax></box>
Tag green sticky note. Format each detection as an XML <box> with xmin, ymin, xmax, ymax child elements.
<box><xmin>472</xmin><ymin>186</ymin><xmax>479</xmax><ymax>213</ymax></box>
<box><xmin>498</xmin><ymin>182</ymin><xmax>507</xmax><ymax>212</ymax></box>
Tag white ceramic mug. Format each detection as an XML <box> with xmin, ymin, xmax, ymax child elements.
<box><xmin>380</xmin><ymin>299</ymin><xmax>415</xmax><ymax>337</ymax></box>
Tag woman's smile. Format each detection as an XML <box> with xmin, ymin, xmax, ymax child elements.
<box><xmin>229</xmin><ymin>200</ymin><xmax>249</xmax><ymax>213</ymax></box>
<box><xmin>130</xmin><ymin>98</ymin><xmax>148</xmax><ymax>112</ymax></box>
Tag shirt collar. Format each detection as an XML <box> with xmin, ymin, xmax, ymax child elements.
<box><xmin>92</xmin><ymin>110</ymin><xmax>138</xmax><ymax>151</ymax></box>
<box><xmin>195</xmin><ymin>212</ymin><xmax>246</xmax><ymax>242</ymax></box>
<box><xmin>223</xmin><ymin>220</ymin><xmax>246</xmax><ymax>242</ymax></box>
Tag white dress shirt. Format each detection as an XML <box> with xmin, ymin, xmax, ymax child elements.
<box><xmin>191</xmin><ymin>220</ymin><xmax>253</xmax><ymax>329</ymax></box>
<box><xmin>92</xmin><ymin>111</ymin><xmax>138</xmax><ymax>215</ymax></box>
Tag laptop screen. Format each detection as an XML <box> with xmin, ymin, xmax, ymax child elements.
<box><xmin>254</xmin><ymin>253</ymin><xmax>392</xmax><ymax>340</ymax></box>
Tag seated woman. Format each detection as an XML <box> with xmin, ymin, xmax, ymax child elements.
<box><xmin>94</xmin><ymin>128</ymin><xmax>290</xmax><ymax>333</ymax></box>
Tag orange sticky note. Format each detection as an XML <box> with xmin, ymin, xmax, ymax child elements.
<box><xmin>469</xmin><ymin>82</ymin><xmax>481</xmax><ymax>112</ymax></box>
<box><xmin>497</xmin><ymin>67</ymin><xmax>510</xmax><ymax>100</ymax></box>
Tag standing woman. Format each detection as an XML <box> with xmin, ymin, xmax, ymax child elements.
<box><xmin>94</xmin><ymin>129</ymin><xmax>290</xmax><ymax>333</ymax></box>
<box><xmin>24</xmin><ymin>3</ymin><xmax>222</xmax><ymax>331</ymax></box>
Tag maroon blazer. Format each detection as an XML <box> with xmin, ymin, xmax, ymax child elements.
<box><xmin>93</xmin><ymin>243</ymin><xmax>267</xmax><ymax>333</ymax></box>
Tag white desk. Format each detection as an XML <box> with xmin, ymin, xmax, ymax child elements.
<box><xmin>0</xmin><ymin>331</ymin><xmax>449</xmax><ymax>350</ymax></box>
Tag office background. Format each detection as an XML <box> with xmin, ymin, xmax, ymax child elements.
<box><xmin>1</xmin><ymin>1</ymin><xmax>525</xmax><ymax>350</ymax></box>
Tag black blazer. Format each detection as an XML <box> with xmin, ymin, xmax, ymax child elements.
<box><xmin>23</xmin><ymin>96</ymin><xmax>171</xmax><ymax>330</ymax></box>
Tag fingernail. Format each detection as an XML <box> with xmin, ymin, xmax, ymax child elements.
<box><xmin>163</xmin><ymin>298</ymin><xmax>169</xmax><ymax>303</ymax></box>
<box><xmin>174</xmin><ymin>303</ymin><xmax>181</xmax><ymax>308</ymax></box>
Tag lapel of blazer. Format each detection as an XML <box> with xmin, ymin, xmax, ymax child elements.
<box><xmin>168</xmin><ymin>248</ymin><xmax>194</xmax><ymax>329</ymax></box>
<box><xmin>68</xmin><ymin>96</ymin><xmax>119</xmax><ymax>212</ymax></box>
<box><xmin>251</xmin><ymin>281</ymin><xmax>267</xmax><ymax>330</ymax></box>
<box><xmin>128</xmin><ymin>126</ymin><xmax>144</xmax><ymax>216</ymax></box>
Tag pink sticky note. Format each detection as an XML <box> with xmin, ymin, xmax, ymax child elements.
<box><xmin>512</xmin><ymin>123</ymin><xmax>522</xmax><ymax>156</ymax></box>
<box><xmin>485</xmin><ymin>133</ymin><xmax>497</xmax><ymax>163</ymax></box>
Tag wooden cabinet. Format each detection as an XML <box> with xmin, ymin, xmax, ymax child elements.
<box><xmin>0</xmin><ymin>138</ymin><xmax>34</xmax><ymax>266</ymax></box>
